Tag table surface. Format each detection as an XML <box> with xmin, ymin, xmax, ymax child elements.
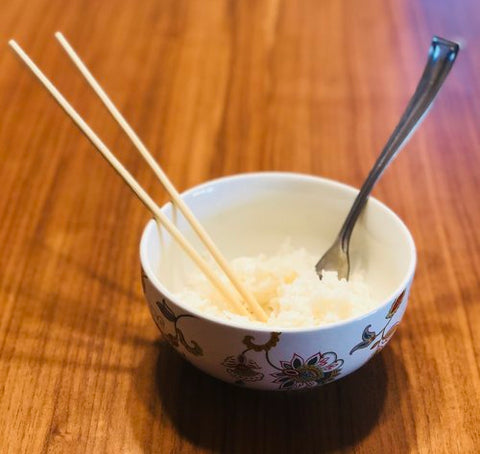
<box><xmin>1</xmin><ymin>0</ymin><xmax>480</xmax><ymax>452</ymax></box>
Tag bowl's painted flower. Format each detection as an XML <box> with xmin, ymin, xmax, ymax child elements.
<box><xmin>222</xmin><ymin>355</ymin><xmax>264</xmax><ymax>384</ymax></box>
<box><xmin>272</xmin><ymin>352</ymin><xmax>344</xmax><ymax>390</ymax></box>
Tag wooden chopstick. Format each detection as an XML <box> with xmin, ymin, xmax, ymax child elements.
<box><xmin>8</xmin><ymin>39</ymin><xmax>251</xmax><ymax>318</ymax></box>
<box><xmin>54</xmin><ymin>32</ymin><xmax>268</xmax><ymax>322</ymax></box>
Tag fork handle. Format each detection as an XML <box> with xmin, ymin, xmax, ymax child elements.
<box><xmin>338</xmin><ymin>36</ymin><xmax>459</xmax><ymax>251</ymax></box>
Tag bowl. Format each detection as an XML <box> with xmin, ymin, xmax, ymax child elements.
<box><xmin>140</xmin><ymin>172</ymin><xmax>416</xmax><ymax>391</ymax></box>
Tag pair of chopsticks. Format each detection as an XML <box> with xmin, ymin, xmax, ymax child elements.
<box><xmin>9</xmin><ymin>33</ymin><xmax>268</xmax><ymax>322</ymax></box>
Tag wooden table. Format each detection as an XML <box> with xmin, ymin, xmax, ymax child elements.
<box><xmin>1</xmin><ymin>0</ymin><xmax>479</xmax><ymax>452</ymax></box>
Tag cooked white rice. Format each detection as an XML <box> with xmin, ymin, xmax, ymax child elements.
<box><xmin>175</xmin><ymin>243</ymin><xmax>376</xmax><ymax>328</ymax></box>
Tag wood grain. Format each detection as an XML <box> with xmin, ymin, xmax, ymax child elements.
<box><xmin>1</xmin><ymin>0</ymin><xmax>479</xmax><ymax>452</ymax></box>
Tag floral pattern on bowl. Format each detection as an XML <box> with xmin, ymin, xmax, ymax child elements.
<box><xmin>221</xmin><ymin>332</ymin><xmax>344</xmax><ymax>390</ymax></box>
<box><xmin>143</xmin><ymin>271</ymin><xmax>203</xmax><ymax>357</ymax></box>
<box><xmin>350</xmin><ymin>289</ymin><xmax>406</xmax><ymax>355</ymax></box>
<box><xmin>156</xmin><ymin>299</ymin><xmax>203</xmax><ymax>356</ymax></box>
<box><xmin>271</xmin><ymin>351</ymin><xmax>343</xmax><ymax>390</ymax></box>
<box><xmin>142</xmin><ymin>263</ymin><xmax>413</xmax><ymax>391</ymax></box>
<box><xmin>221</xmin><ymin>355</ymin><xmax>264</xmax><ymax>383</ymax></box>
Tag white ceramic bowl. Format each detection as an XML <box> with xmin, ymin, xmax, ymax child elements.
<box><xmin>140</xmin><ymin>172</ymin><xmax>416</xmax><ymax>391</ymax></box>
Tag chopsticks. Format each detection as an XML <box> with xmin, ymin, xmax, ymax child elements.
<box><xmin>53</xmin><ymin>32</ymin><xmax>267</xmax><ymax>322</ymax></box>
<box><xmin>9</xmin><ymin>38</ymin><xmax>268</xmax><ymax>322</ymax></box>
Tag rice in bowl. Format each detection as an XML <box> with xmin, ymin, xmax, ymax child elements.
<box><xmin>175</xmin><ymin>243</ymin><xmax>376</xmax><ymax>328</ymax></box>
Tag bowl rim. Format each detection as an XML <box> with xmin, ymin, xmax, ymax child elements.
<box><xmin>140</xmin><ymin>171</ymin><xmax>417</xmax><ymax>333</ymax></box>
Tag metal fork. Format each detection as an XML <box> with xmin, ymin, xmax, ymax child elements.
<box><xmin>315</xmin><ymin>36</ymin><xmax>459</xmax><ymax>280</ymax></box>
